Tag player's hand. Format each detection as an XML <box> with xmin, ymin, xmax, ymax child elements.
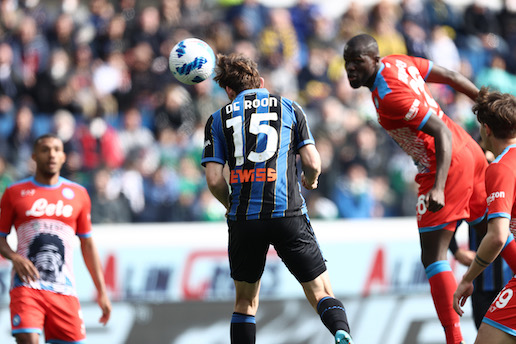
<box><xmin>454</xmin><ymin>248</ymin><xmax>476</xmax><ymax>266</ymax></box>
<box><xmin>453</xmin><ymin>279</ymin><xmax>474</xmax><ymax>316</ymax></box>
<box><xmin>301</xmin><ymin>173</ymin><xmax>318</xmax><ymax>190</ymax></box>
<box><xmin>11</xmin><ymin>253</ymin><xmax>39</xmax><ymax>283</ymax></box>
<box><xmin>425</xmin><ymin>188</ymin><xmax>445</xmax><ymax>212</ymax></box>
<box><xmin>97</xmin><ymin>292</ymin><xmax>112</xmax><ymax>325</ymax></box>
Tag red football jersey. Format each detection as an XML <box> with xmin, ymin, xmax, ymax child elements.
<box><xmin>485</xmin><ymin>145</ymin><xmax>516</xmax><ymax>235</ymax></box>
<box><xmin>371</xmin><ymin>55</ymin><xmax>477</xmax><ymax>175</ymax></box>
<box><xmin>0</xmin><ymin>177</ymin><xmax>92</xmax><ymax>295</ymax></box>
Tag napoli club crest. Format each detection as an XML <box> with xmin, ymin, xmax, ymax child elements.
<box><xmin>62</xmin><ymin>187</ymin><xmax>75</xmax><ymax>199</ymax></box>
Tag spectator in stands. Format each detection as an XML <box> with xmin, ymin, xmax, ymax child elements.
<box><xmin>259</xmin><ymin>7</ymin><xmax>300</xmax><ymax>70</ymax></box>
<box><xmin>90</xmin><ymin>167</ymin><xmax>132</xmax><ymax>223</ymax></box>
<box><xmin>47</xmin><ymin>13</ymin><xmax>77</xmax><ymax>56</ymax></box>
<box><xmin>226</xmin><ymin>0</ymin><xmax>269</xmax><ymax>41</ymax></box>
<box><xmin>141</xmin><ymin>165</ymin><xmax>180</xmax><ymax>222</ymax></box>
<box><xmin>125</xmin><ymin>41</ymin><xmax>160</xmax><ymax>109</ymax></box>
<box><xmin>7</xmin><ymin>104</ymin><xmax>36</xmax><ymax>179</ymax></box>
<box><xmin>10</xmin><ymin>15</ymin><xmax>50</xmax><ymax>91</ymax></box>
<box><xmin>154</xmin><ymin>84</ymin><xmax>196</xmax><ymax>136</ymax></box>
<box><xmin>131</xmin><ymin>6</ymin><xmax>163</xmax><ymax>57</ymax></box>
<box><xmin>118</xmin><ymin>106</ymin><xmax>155</xmax><ymax>158</ymax></box>
<box><xmin>424</xmin><ymin>0</ymin><xmax>461</xmax><ymax>33</ymax></box>
<box><xmin>289</xmin><ymin>0</ymin><xmax>321</xmax><ymax>65</ymax></box>
<box><xmin>475</xmin><ymin>54</ymin><xmax>516</xmax><ymax>94</ymax></box>
<box><xmin>0</xmin><ymin>42</ymin><xmax>18</xmax><ymax>126</ymax></box>
<box><xmin>32</xmin><ymin>48</ymin><xmax>73</xmax><ymax>113</ymax></box>
<box><xmin>460</xmin><ymin>1</ymin><xmax>509</xmax><ymax>76</ymax></box>
<box><xmin>428</xmin><ymin>25</ymin><xmax>461</xmax><ymax>72</ymax></box>
<box><xmin>337</xmin><ymin>2</ymin><xmax>368</xmax><ymax>42</ymax></box>
<box><xmin>52</xmin><ymin>109</ymin><xmax>82</xmax><ymax>179</ymax></box>
<box><xmin>110</xmin><ymin>151</ymin><xmax>145</xmax><ymax>221</ymax></box>
<box><xmin>95</xmin><ymin>14</ymin><xmax>130</xmax><ymax>60</ymax></box>
<box><xmin>116</xmin><ymin>0</ymin><xmax>138</xmax><ymax>35</ymax></box>
<box><xmin>498</xmin><ymin>0</ymin><xmax>516</xmax><ymax>73</ymax></box>
<box><xmin>87</xmin><ymin>0</ymin><xmax>114</xmax><ymax>39</ymax></box>
<box><xmin>400</xmin><ymin>19</ymin><xmax>429</xmax><ymax>58</ymax></box>
<box><xmin>75</xmin><ymin>115</ymin><xmax>124</xmax><ymax>171</ymax></box>
<box><xmin>332</xmin><ymin>162</ymin><xmax>374</xmax><ymax>218</ymax></box>
<box><xmin>159</xmin><ymin>0</ymin><xmax>182</xmax><ymax>32</ymax></box>
<box><xmin>0</xmin><ymin>155</ymin><xmax>15</xmax><ymax>197</ymax></box>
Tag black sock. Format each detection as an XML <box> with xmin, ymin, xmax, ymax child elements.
<box><xmin>317</xmin><ymin>297</ymin><xmax>350</xmax><ymax>335</ymax></box>
<box><xmin>230</xmin><ymin>312</ymin><xmax>256</xmax><ymax>344</ymax></box>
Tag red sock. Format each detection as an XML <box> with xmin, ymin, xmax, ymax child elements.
<box><xmin>501</xmin><ymin>238</ymin><xmax>516</xmax><ymax>273</ymax></box>
<box><xmin>428</xmin><ymin>269</ymin><xmax>463</xmax><ymax>344</ymax></box>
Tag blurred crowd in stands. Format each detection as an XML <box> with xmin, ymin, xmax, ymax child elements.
<box><xmin>0</xmin><ymin>0</ymin><xmax>514</xmax><ymax>223</ymax></box>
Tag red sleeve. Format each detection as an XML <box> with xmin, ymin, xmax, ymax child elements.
<box><xmin>101</xmin><ymin>128</ymin><xmax>124</xmax><ymax>169</ymax></box>
<box><xmin>485</xmin><ymin>163</ymin><xmax>515</xmax><ymax>217</ymax></box>
<box><xmin>76</xmin><ymin>188</ymin><xmax>92</xmax><ymax>238</ymax></box>
<box><xmin>409</xmin><ymin>56</ymin><xmax>432</xmax><ymax>80</ymax></box>
<box><xmin>0</xmin><ymin>188</ymin><xmax>14</xmax><ymax>235</ymax></box>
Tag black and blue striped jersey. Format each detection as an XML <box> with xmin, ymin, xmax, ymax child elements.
<box><xmin>201</xmin><ymin>88</ymin><xmax>315</xmax><ymax>220</ymax></box>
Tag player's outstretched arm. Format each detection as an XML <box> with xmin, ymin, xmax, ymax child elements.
<box><xmin>0</xmin><ymin>236</ymin><xmax>40</xmax><ymax>283</ymax></box>
<box><xmin>80</xmin><ymin>236</ymin><xmax>112</xmax><ymax>325</ymax></box>
<box><xmin>426</xmin><ymin>64</ymin><xmax>479</xmax><ymax>101</ymax></box>
<box><xmin>419</xmin><ymin>114</ymin><xmax>452</xmax><ymax>212</ymax></box>
<box><xmin>299</xmin><ymin>144</ymin><xmax>321</xmax><ymax>190</ymax></box>
<box><xmin>453</xmin><ymin>217</ymin><xmax>510</xmax><ymax>316</ymax></box>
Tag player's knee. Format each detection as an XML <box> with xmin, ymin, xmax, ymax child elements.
<box><xmin>421</xmin><ymin>252</ymin><xmax>443</xmax><ymax>268</ymax></box>
<box><xmin>234</xmin><ymin>297</ymin><xmax>259</xmax><ymax>315</ymax></box>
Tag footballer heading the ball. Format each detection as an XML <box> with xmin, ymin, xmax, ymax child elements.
<box><xmin>169</xmin><ymin>38</ymin><xmax>216</xmax><ymax>85</ymax></box>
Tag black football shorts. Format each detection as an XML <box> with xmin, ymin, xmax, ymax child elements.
<box><xmin>228</xmin><ymin>214</ymin><xmax>327</xmax><ymax>283</ymax></box>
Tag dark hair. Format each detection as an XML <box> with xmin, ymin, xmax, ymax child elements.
<box><xmin>213</xmin><ymin>53</ymin><xmax>261</xmax><ymax>95</ymax></box>
<box><xmin>473</xmin><ymin>86</ymin><xmax>516</xmax><ymax>139</ymax></box>
<box><xmin>33</xmin><ymin>133</ymin><xmax>61</xmax><ymax>151</ymax></box>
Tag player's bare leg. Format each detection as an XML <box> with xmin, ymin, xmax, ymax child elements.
<box><xmin>475</xmin><ymin>323</ymin><xmax>516</xmax><ymax>344</ymax></box>
<box><xmin>231</xmin><ymin>279</ymin><xmax>260</xmax><ymax>344</ymax></box>
<box><xmin>15</xmin><ymin>333</ymin><xmax>40</xmax><ymax>344</ymax></box>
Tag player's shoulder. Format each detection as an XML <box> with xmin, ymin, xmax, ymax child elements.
<box><xmin>208</xmin><ymin>107</ymin><xmax>222</xmax><ymax>120</ymax></box>
<box><xmin>384</xmin><ymin>54</ymin><xmax>423</xmax><ymax>62</ymax></box>
<box><xmin>382</xmin><ymin>54</ymin><xmax>408</xmax><ymax>64</ymax></box>
<box><xmin>59</xmin><ymin>177</ymin><xmax>88</xmax><ymax>193</ymax></box>
<box><xmin>59</xmin><ymin>178</ymin><xmax>91</xmax><ymax>203</ymax></box>
<box><xmin>5</xmin><ymin>177</ymin><xmax>35</xmax><ymax>192</ymax></box>
<box><xmin>382</xmin><ymin>54</ymin><xmax>429</xmax><ymax>70</ymax></box>
<box><xmin>491</xmin><ymin>146</ymin><xmax>516</xmax><ymax>169</ymax></box>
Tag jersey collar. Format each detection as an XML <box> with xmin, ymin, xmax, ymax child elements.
<box><xmin>30</xmin><ymin>176</ymin><xmax>65</xmax><ymax>188</ymax></box>
<box><xmin>493</xmin><ymin>144</ymin><xmax>516</xmax><ymax>163</ymax></box>
<box><xmin>370</xmin><ymin>62</ymin><xmax>385</xmax><ymax>92</ymax></box>
<box><xmin>237</xmin><ymin>88</ymin><xmax>269</xmax><ymax>97</ymax></box>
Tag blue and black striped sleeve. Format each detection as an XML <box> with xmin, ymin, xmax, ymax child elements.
<box><xmin>293</xmin><ymin>101</ymin><xmax>315</xmax><ymax>150</ymax></box>
<box><xmin>201</xmin><ymin>111</ymin><xmax>226</xmax><ymax>167</ymax></box>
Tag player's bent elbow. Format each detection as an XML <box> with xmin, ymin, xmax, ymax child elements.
<box><xmin>206</xmin><ymin>173</ymin><xmax>223</xmax><ymax>189</ymax></box>
<box><xmin>301</xmin><ymin>155</ymin><xmax>321</xmax><ymax>176</ymax></box>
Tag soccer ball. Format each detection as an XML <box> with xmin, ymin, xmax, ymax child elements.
<box><xmin>168</xmin><ymin>38</ymin><xmax>216</xmax><ymax>85</ymax></box>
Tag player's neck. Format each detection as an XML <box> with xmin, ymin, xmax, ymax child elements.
<box><xmin>493</xmin><ymin>137</ymin><xmax>516</xmax><ymax>157</ymax></box>
<box><xmin>34</xmin><ymin>173</ymin><xmax>61</xmax><ymax>186</ymax></box>
<box><xmin>365</xmin><ymin>66</ymin><xmax>380</xmax><ymax>89</ymax></box>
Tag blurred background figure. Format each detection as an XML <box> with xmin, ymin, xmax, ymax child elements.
<box><xmin>90</xmin><ymin>167</ymin><xmax>132</xmax><ymax>224</ymax></box>
<box><xmin>0</xmin><ymin>0</ymin><xmax>513</xmax><ymax>223</ymax></box>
